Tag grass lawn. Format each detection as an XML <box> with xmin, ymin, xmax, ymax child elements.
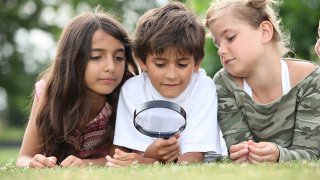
<box><xmin>0</xmin><ymin>149</ymin><xmax>319</xmax><ymax>180</ymax></box>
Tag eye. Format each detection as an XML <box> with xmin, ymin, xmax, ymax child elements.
<box><xmin>115</xmin><ymin>55</ymin><xmax>125</xmax><ymax>62</ymax></box>
<box><xmin>90</xmin><ymin>56</ymin><xmax>102</xmax><ymax>61</ymax></box>
<box><xmin>154</xmin><ymin>62</ymin><xmax>166</xmax><ymax>68</ymax></box>
<box><xmin>177</xmin><ymin>63</ymin><xmax>188</xmax><ymax>68</ymax></box>
<box><xmin>227</xmin><ymin>35</ymin><xmax>236</xmax><ymax>42</ymax></box>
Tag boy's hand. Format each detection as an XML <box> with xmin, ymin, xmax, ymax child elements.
<box><xmin>229</xmin><ymin>141</ymin><xmax>249</xmax><ymax>163</ymax></box>
<box><xmin>144</xmin><ymin>136</ymin><xmax>180</xmax><ymax>163</ymax></box>
<box><xmin>29</xmin><ymin>154</ymin><xmax>57</xmax><ymax>168</ymax></box>
<box><xmin>247</xmin><ymin>140</ymin><xmax>279</xmax><ymax>164</ymax></box>
<box><xmin>106</xmin><ymin>148</ymin><xmax>141</xmax><ymax>167</ymax></box>
<box><xmin>60</xmin><ymin>155</ymin><xmax>85</xmax><ymax>167</ymax></box>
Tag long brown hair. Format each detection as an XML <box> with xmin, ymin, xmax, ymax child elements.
<box><xmin>35</xmin><ymin>10</ymin><xmax>139</xmax><ymax>162</ymax></box>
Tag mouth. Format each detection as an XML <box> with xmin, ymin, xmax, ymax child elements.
<box><xmin>100</xmin><ymin>78</ymin><xmax>116</xmax><ymax>84</ymax></box>
<box><xmin>223</xmin><ymin>58</ymin><xmax>235</xmax><ymax>65</ymax></box>
<box><xmin>163</xmin><ymin>83</ymin><xmax>179</xmax><ymax>88</ymax></box>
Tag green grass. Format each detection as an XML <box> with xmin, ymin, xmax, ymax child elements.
<box><xmin>0</xmin><ymin>148</ymin><xmax>19</xmax><ymax>163</ymax></box>
<box><xmin>0</xmin><ymin>148</ymin><xmax>319</xmax><ymax>180</ymax></box>
<box><xmin>0</xmin><ymin>155</ymin><xmax>319</xmax><ymax>180</ymax></box>
<box><xmin>0</xmin><ymin>127</ymin><xmax>24</xmax><ymax>142</ymax></box>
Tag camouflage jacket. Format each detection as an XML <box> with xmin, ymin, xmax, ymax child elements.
<box><xmin>214</xmin><ymin>66</ymin><xmax>320</xmax><ymax>162</ymax></box>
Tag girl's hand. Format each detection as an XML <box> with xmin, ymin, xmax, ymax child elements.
<box><xmin>106</xmin><ymin>148</ymin><xmax>141</xmax><ymax>167</ymax></box>
<box><xmin>60</xmin><ymin>155</ymin><xmax>85</xmax><ymax>167</ymax></box>
<box><xmin>29</xmin><ymin>154</ymin><xmax>57</xmax><ymax>168</ymax></box>
<box><xmin>247</xmin><ymin>140</ymin><xmax>279</xmax><ymax>164</ymax></box>
<box><xmin>229</xmin><ymin>141</ymin><xmax>249</xmax><ymax>163</ymax></box>
<box><xmin>144</xmin><ymin>136</ymin><xmax>180</xmax><ymax>163</ymax></box>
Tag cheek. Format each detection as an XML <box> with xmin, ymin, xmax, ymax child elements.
<box><xmin>116</xmin><ymin>63</ymin><xmax>126</xmax><ymax>79</ymax></box>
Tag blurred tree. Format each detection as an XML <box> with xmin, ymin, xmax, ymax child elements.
<box><xmin>0</xmin><ymin>0</ymin><xmax>319</xmax><ymax>129</ymax></box>
<box><xmin>189</xmin><ymin>0</ymin><xmax>320</xmax><ymax>77</ymax></box>
<box><xmin>0</xmin><ymin>0</ymin><xmax>162</xmax><ymax>128</ymax></box>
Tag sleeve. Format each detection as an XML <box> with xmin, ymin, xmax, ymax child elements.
<box><xmin>34</xmin><ymin>79</ymin><xmax>45</xmax><ymax>101</ymax></box>
<box><xmin>214</xmin><ymin>71</ymin><xmax>253</xmax><ymax>150</ymax></box>
<box><xmin>277</xmin><ymin>74</ymin><xmax>320</xmax><ymax>162</ymax></box>
<box><xmin>179</xmin><ymin>73</ymin><xmax>227</xmax><ymax>155</ymax></box>
<box><xmin>113</xmin><ymin>83</ymin><xmax>153</xmax><ymax>152</ymax></box>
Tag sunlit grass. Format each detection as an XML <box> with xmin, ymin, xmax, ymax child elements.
<box><xmin>0</xmin><ymin>147</ymin><xmax>319</xmax><ymax>180</ymax></box>
<box><xmin>1</xmin><ymin>159</ymin><xmax>319</xmax><ymax>180</ymax></box>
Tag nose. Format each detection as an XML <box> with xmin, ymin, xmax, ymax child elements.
<box><xmin>103</xmin><ymin>55</ymin><xmax>115</xmax><ymax>72</ymax></box>
<box><xmin>165</xmin><ymin>65</ymin><xmax>178</xmax><ymax>79</ymax></box>
<box><xmin>217</xmin><ymin>43</ymin><xmax>227</xmax><ymax>56</ymax></box>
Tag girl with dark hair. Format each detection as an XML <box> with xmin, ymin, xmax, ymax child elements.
<box><xmin>16</xmin><ymin>10</ymin><xmax>139</xmax><ymax>168</ymax></box>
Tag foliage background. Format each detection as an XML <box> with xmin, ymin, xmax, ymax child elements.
<box><xmin>0</xmin><ymin>0</ymin><xmax>319</xmax><ymax>135</ymax></box>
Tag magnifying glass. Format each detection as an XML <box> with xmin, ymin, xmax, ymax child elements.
<box><xmin>133</xmin><ymin>100</ymin><xmax>187</xmax><ymax>139</ymax></box>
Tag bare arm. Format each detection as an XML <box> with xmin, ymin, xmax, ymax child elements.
<box><xmin>16</xmin><ymin>98</ymin><xmax>56</xmax><ymax>168</ymax></box>
<box><xmin>178</xmin><ymin>152</ymin><xmax>203</xmax><ymax>163</ymax></box>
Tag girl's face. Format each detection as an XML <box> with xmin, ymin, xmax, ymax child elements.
<box><xmin>84</xmin><ymin>29</ymin><xmax>126</xmax><ymax>98</ymax></box>
<box><xmin>208</xmin><ymin>13</ymin><xmax>264</xmax><ymax>77</ymax></box>
<box><xmin>140</xmin><ymin>48</ymin><xmax>200</xmax><ymax>98</ymax></box>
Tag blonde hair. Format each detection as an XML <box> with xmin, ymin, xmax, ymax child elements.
<box><xmin>205</xmin><ymin>0</ymin><xmax>291</xmax><ymax>56</ymax></box>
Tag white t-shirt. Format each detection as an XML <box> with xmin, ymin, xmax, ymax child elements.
<box><xmin>114</xmin><ymin>69</ymin><xmax>227</xmax><ymax>155</ymax></box>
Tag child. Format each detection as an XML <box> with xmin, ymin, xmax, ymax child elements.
<box><xmin>316</xmin><ymin>20</ymin><xmax>320</xmax><ymax>57</ymax></box>
<box><xmin>205</xmin><ymin>0</ymin><xmax>320</xmax><ymax>163</ymax></box>
<box><xmin>106</xmin><ymin>2</ymin><xmax>226</xmax><ymax>166</ymax></box>
<box><xmin>16</xmin><ymin>10</ymin><xmax>139</xmax><ymax>168</ymax></box>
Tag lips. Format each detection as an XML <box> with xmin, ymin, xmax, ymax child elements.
<box><xmin>223</xmin><ymin>58</ymin><xmax>234</xmax><ymax>65</ymax></box>
<box><xmin>163</xmin><ymin>83</ymin><xmax>179</xmax><ymax>88</ymax></box>
<box><xmin>100</xmin><ymin>78</ymin><xmax>116</xmax><ymax>84</ymax></box>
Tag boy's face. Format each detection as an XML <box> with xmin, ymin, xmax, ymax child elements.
<box><xmin>141</xmin><ymin>48</ymin><xmax>200</xmax><ymax>98</ymax></box>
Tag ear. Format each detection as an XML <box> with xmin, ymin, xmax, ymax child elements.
<box><xmin>193</xmin><ymin>61</ymin><xmax>202</xmax><ymax>73</ymax></box>
<box><xmin>138</xmin><ymin>58</ymin><xmax>147</xmax><ymax>72</ymax></box>
<box><xmin>259</xmin><ymin>21</ymin><xmax>273</xmax><ymax>43</ymax></box>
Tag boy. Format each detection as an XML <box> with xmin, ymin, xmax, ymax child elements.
<box><xmin>107</xmin><ymin>2</ymin><xmax>226</xmax><ymax>166</ymax></box>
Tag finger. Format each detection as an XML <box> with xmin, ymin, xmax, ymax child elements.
<box><xmin>230</xmin><ymin>147</ymin><xmax>249</xmax><ymax>160</ymax></box>
<box><xmin>48</xmin><ymin>156</ymin><xmax>57</xmax><ymax>164</ymax></box>
<box><xmin>160</xmin><ymin>137</ymin><xmax>179</xmax><ymax>147</ymax></box>
<box><xmin>249</xmin><ymin>142</ymin><xmax>276</xmax><ymax>156</ymax></box>
<box><xmin>233</xmin><ymin>154</ymin><xmax>248</xmax><ymax>164</ymax></box>
<box><xmin>29</xmin><ymin>160</ymin><xmax>46</xmax><ymax>168</ymax></box>
<box><xmin>106</xmin><ymin>161</ymin><xmax>122</xmax><ymax>168</ymax></box>
<box><xmin>33</xmin><ymin>154</ymin><xmax>56</xmax><ymax>168</ymax></box>
<box><xmin>114</xmin><ymin>152</ymin><xmax>138</xmax><ymax>161</ymax></box>
<box><xmin>106</xmin><ymin>155</ymin><xmax>131</xmax><ymax>166</ymax></box>
<box><xmin>230</xmin><ymin>143</ymin><xmax>248</xmax><ymax>154</ymax></box>
<box><xmin>248</xmin><ymin>156</ymin><xmax>262</xmax><ymax>164</ymax></box>
<box><xmin>164</xmin><ymin>148</ymin><xmax>180</xmax><ymax>162</ymax></box>
<box><xmin>60</xmin><ymin>155</ymin><xmax>76</xmax><ymax>167</ymax></box>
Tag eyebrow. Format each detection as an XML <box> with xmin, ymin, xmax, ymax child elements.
<box><xmin>91</xmin><ymin>47</ymin><xmax>125</xmax><ymax>52</ymax></box>
<box><xmin>153</xmin><ymin>56</ymin><xmax>192</xmax><ymax>60</ymax></box>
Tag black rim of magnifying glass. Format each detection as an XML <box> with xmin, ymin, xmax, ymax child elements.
<box><xmin>133</xmin><ymin>100</ymin><xmax>187</xmax><ymax>139</ymax></box>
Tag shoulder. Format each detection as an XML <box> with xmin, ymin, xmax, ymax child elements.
<box><xmin>285</xmin><ymin>58</ymin><xmax>319</xmax><ymax>87</ymax></box>
<box><xmin>213</xmin><ymin>68</ymin><xmax>243</xmax><ymax>91</ymax></box>
<box><xmin>35</xmin><ymin>79</ymin><xmax>46</xmax><ymax>101</ymax></box>
<box><xmin>193</xmin><ymin>69</ymin><xmax>216</xmax><ymax>91</ymax></box>
<box><xmin>121</xmin><ymin>74</ymin><xmax>145</xmax><ymax>94</ymax></box>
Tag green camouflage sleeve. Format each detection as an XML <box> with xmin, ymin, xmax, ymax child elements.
<box><xmin>214</xmin><ymin>71</ymin><xmax>253</xmax><ymax>150</ymax></box>
<box><xmin>277</xmin><ymin>73</ymin><xmax>320</xmax><ymax>162</ymax></box>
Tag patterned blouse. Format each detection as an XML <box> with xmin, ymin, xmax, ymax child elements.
<box><xmin>70</xmin><ymin>103</ymin><xmax>112</xmax><ymax>159</ymax></box>
<box><xmin>35</xmin><ymin>80</ymin><xmax>112</xmax><ymax>159</ymax></box>
<box><xmin>214</xmin><ymin>61</ymin><xmax>320</xmax><ymax>162</ymax></box>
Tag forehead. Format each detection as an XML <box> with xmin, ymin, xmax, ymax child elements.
<box><xmin>152</xmin><ymin>48</ymin><xmax>193</xmax><ymax>59</ymax></box>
